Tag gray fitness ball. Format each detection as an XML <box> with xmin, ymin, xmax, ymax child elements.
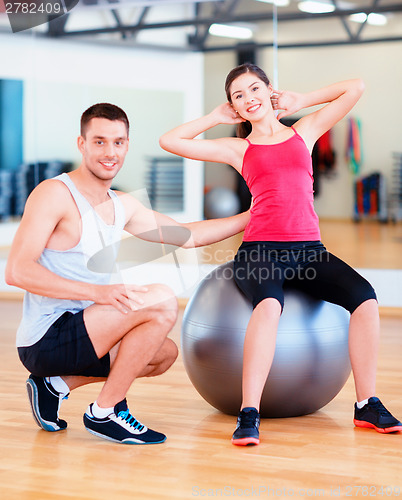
<box><xmin>182</xmin><ymin>261</ymin><xmax>351</xmax><ymax>418</ymax></box>
<box><xmin>204</xmin><ymin>187</ymin><xmax>241</xmax><ymax>219</ymax></box>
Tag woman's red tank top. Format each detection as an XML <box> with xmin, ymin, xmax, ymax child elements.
<box><xmin>241</xmin><ymin>127</ymin><xmax>321</xmax><ymax>242</ymax></box>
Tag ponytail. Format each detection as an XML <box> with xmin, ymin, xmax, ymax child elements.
<box><xmin>236</xmin><ymin>121</ymin><xmax>252</xmax><ymax>139</ymax></box>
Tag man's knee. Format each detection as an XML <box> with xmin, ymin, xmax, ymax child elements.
<box><xmin>165</xmin><ymin>338</ymin><xmax>179</xmax><ymax>366</ymax></box>
<box><xmin>155</xmin><ymin>285</ymin><xmax>178</xmax><ymax>326</ymax></box>
<box><xmin>148</xmin><ymin>284</ymin><xmax>178</xmax><ymax>329</ymax></box>
<box><xmin>146</xmin><ymin>338</ymin><xmax>178</xmax><ymax>377</ymax></box>
<box><xmin>155</xmin><ymin>303</ymin><xmax>178</xmax><ymax>331</ymax></box>
<box><xmin>163</xmin><ymin>341</ymin><xmax>179</xmax><ymax>374</ymax></box>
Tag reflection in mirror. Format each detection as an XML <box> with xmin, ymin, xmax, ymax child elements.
<box><xmin>0</xmin><ymin>30</ymin><xmax>187</xmax><ymax>224</ymax></box>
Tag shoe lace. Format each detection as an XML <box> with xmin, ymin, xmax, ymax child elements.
<box><xmin>239</xmin><ymin>411</ymin><xmax>258</xmax><ymax>428</ymax></box>
<box><xmin>118</xmin><ymin>409</ymin><xmax>145</xmax><ymax>431</ymax></box>
<box><xmin>370</xmin><ymin>400</ymin><xmax>392</xmax><ymax>417</ymax></box>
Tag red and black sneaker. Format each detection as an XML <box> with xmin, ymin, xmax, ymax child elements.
<box><xmin>354</xmin><ymin>397</ymin><xmax>402</xmax><ymax>434</ymax></box>
<box><xmin>231</xmin><ymin>407</ymin><xmax>260</xmax><ymax>446</ymax></box>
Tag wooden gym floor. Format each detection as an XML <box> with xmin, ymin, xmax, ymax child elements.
<box><xmin>0</xmin><ymin>220</ymin><xmax>401</xmax><ymax>499</ymax></box>
<box><xmin>201</xmin><ymin>220</ymin><xmax>402</xmax><ymax>269</ymax></box>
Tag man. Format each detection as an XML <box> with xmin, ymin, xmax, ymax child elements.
<box><xmin>6</xmin><ymin>103</ymin><xmax>250</xmax><ymax>445</ymax></box>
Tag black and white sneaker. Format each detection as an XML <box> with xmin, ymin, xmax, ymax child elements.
<box><xmin>26</xmin><ymin>375</ymin><xmax>69</xmax><ymax>432</ymax></box>
<box><xmin>231</xmin><ymin>407</ymin><xmax>260</xmax><ymax>446</ymax></box>
<box><xmin>83</xmin><ymin>399</ymin><xmax>166</xmax><ymax>444</ymax></box>
<box><xmin>354</xmin><ymin>397</ymin><xmax>402</xmax><ymax>434</ymax></box>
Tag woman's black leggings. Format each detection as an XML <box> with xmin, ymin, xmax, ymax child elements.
<box><xmin>233</xmin><ymin>241</ymin><xmax>377</xmax><ymax>313</ymax></box>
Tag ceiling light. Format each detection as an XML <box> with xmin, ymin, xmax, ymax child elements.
<box><xmin>256</xmin><ymin>0</ymin><xmax>290</xmax><ymax>6</ymax></box>
<box><xmin>349</xmin><ymin>12</ymin><xmax>368</xmax><ymax>23</ymax></box>
<box><xmin>367</xmin><ymin>13</ymin><xmax>387</xmax><ymax>25</ymax></box>
<box><xmin>208</xmin><ymin>23</ymin><xmax>253</xmax><ymax>40</ymax></box>
<box><xmin>298</xmin><ymin>1</ymin><xmax>336</xmax><ymax>14</ymax></box>
<box><xmin>349</xmin><ymin>12</ymin><xmax>388</xmax><ymax>25</ymax></box>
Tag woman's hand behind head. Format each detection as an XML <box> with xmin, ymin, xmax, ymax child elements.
<box><xmin>210</xmin><ymin>103</ymin><xmax>246</xmax><ymax>125</ymax></box>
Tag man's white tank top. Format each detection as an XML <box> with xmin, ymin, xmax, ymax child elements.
<box><xmin>16</xmin><ymin>173</ymin><xmax>126</xmax><ymax>347</ymax></box>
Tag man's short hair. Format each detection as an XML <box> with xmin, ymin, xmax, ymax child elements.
<box><xmin>81</xmin><ymin>103</ymin><xmax>130</xmax><ymax>137</ymax></box>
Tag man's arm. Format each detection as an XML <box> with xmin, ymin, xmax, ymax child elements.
<box><xmin>121</xmin><ymin>192</ymin><xmax>250</xmax><ymax>248</ymax></box>
<box><xmin>5</xmin><ymin>180</ymin><xmax>91</xmax><ymax>298</ymax></box>
<box><xmin>181</xmin><ymin>211</ymin><xmax>250</xmax><ymax>247</ymax></box>
<box><xmin>5</xmin><ymin>181</ymin><xmax>145</xmax><ymax>314</ymax></box>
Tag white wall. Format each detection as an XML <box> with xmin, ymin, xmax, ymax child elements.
<box><xmin>204</xmin><ymin>51</ymin><xmax>238</xmax><ymax>192</ymax></box>
<box><xmin>0</xmin><ymin>32</ymin><xmax>205</xmax><ymax>222</ymax></box>
<box><xmin>260</xmin><ymin>41</ymin><xmax>402</xmax><ymax>219</ymax></box>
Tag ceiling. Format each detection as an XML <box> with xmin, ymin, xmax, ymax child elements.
<box><xmin>5</xmin><ymin>0</ymin><xmax>402</xmax><ymax>50</ymax></box>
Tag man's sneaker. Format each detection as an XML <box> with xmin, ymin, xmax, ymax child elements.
<box><xmin>83</xmin><ymin>399</ymin><xmax>166</xmax><ymax>444</ymax></box>
<box><xmin>26</xmin><ymin>375</ymin><xmax>69</xmax><ymax>432</ymax></box>
<box><xmin>354</xmin><ymin>397</ymin><xmax>402</xmax><ymax>434</ymax></box>
<box><xmin>231</xmin><ymin>407</ymin><xmax>260</xmax><ymax>446</ymax></box>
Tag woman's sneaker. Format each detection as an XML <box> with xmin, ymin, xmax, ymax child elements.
<box><xmin>26</xmin><ymin>375</ymin><xmax>68</xmax><ymax>432</ymax></box>
<box><xmin>231</xmin><ymin>407</ymin><xmax>260</xmax><ymax>446</ymax></box>
<box><xmin>354</xmin><ymin>397</ymin><xmax>402</xmax><ymax>433</ymax></box>
<box><xmin>83</xmin><ymin>399</ymin><xmax>166</xmax><ymax>444</ymax></box>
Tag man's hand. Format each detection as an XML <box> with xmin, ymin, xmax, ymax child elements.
<box><xmin>93</xmin><ymin>284</ymin><xmax>149</xmax><ymax>314</ymax></box>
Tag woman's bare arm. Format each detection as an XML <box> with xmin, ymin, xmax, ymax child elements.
<box><xmin>159</xmin><ymin>103</ymin><xmax>246</xmax><ymax>171</ymax></box>
<box><xmin>272</xmin><ymin>79</ymin><xmax>365</xmax><ymax>151</ymax></box>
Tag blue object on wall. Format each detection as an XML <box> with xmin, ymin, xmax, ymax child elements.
<box><xmin>0</xmin><ymin>79</ymin><xmax>23</xmax><ymax>171</ymax></box>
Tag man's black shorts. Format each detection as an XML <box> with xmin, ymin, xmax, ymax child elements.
<box><xmin>18</xmin><ymin>310</ymin><xmax>110</xmax><ymax>378</ymax></box>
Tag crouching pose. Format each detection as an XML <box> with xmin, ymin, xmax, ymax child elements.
<box><xmin>6</xmin><ymin>103</ymin><xmax>250</xmax><ymax>445</ymax></box>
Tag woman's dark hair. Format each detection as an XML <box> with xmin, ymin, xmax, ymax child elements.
<box><xmin>81</xmin><ymin>103</ymin><xmax>130</xmax><ymax>137</ymax></box>
<box><xmin>224</xmin><ymin>63</ymin><xmax>270</xmax><ymax>138</ymax></box>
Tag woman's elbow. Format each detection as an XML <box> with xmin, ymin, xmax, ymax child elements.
<box><xmin>159</xmin><ymin>134</ymin><xmax>171</xmax><ymax>152</ymax></box>
<box><xmin>354</xmin><ymin>78</ymin><xmax>365</xmax><ymax>95</ymax></box>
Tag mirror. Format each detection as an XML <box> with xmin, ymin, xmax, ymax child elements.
<box><xmin>0</xmin><ymin>29</ymin><xmax>205</xmax><ymax>250</ymax></box>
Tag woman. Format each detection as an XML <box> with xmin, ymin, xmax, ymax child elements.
<box><xmin>159</xmin><ymin>63</ymin><xmax>401</xmax><ymax>445</ymax></box>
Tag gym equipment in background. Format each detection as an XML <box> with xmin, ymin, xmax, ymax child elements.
<box><xmin>204</xmin><ymin>187</ymin><xmax>241</xmax><ymax>219</ymax></box>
